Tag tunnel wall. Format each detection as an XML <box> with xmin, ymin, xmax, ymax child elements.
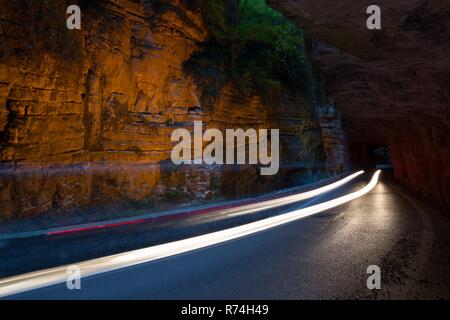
<box><xmin>268</xmin><ymin>0</ymin><xmax>450</xmax><ymax>208</ymax></box>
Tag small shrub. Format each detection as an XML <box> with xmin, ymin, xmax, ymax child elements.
<box><xmin>183</xmin><ymin>0</ymin><xmax>324</xmax><ymax>104</ymax></box>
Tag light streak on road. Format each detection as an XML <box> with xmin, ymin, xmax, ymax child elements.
<box><xmin>46</xmin><ymin>171</ymin><xmax>365</xmax><ymax>237</ymax></box>
<box><xmin>223</xmin><ymin>170</ymin><xmax>364</xmax><ymax>217</ymax></box>
<box><xmin>0</xmin><ymin>171</ymin><xmax>380</xmax><ymax>298</ymax></box>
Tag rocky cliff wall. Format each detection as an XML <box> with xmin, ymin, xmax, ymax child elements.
<box><xmin>268</xmin><ymin>0</ymin><xmax>450</xmax><ymax>208</ymax></box>
<box><xmin>0</xmin><ymin>0</ymin><xmax>347</xmax><ymax>220</ymax></box>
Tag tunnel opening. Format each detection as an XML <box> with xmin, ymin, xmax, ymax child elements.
<box><xmin>348</xmin><ymin>141</ymin><xmax>392</xmax><ymax>170</ymax></box>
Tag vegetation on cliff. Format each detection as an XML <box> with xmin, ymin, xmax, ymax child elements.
<box><xmin>182</xmin><ymin>0</ymin><xmax>324</xmax><ymax>105</ymax></box>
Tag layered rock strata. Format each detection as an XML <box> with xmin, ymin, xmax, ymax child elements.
<box><xmin>0</xmin><ymin>0</ymin><xmax>348</xmax><ymax>219</ymax></box>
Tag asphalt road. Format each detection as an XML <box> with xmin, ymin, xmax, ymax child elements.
<box><xmin>1</xmin><ymin>171</ymin><xmax>439</xmax><ymax>299</ymax></box>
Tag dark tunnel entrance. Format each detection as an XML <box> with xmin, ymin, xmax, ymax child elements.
<box><xmin>348</xmin><ymin>141</ymin><xmax>392</xmax><ymax>170</ymax></box>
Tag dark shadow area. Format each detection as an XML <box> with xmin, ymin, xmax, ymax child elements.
<box><xmin>349</xmin><ymin>141</ymin><xmax>392</xmax><ymax>169</ymax></box>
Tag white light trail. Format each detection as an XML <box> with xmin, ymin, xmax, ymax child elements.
<box><xmin>0</xmin><ymin>171</ymin><xmax>364</xmax><ymax>241</ymax></box>
<box><xmin>0</xmin><ymin>171</ymin><xmax>380</xmax><ymax>298</ymax></box>
<box><xmin>218</xmin><ymin>170</ymin><xmax>365</xmax><ymax>217</ymax></box>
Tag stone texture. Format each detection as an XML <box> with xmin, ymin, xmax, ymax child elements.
<box><xmin>268</xmin><ymin>0</ymin><xmax>450</xmax><ymax>207</ymax></box>
<box><xmin>0</xmin><ymin>0</ymin><xmax>347</xmax><ymax>220</ymax></box>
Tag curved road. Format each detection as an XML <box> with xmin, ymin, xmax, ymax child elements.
<box><xmin>0</xmin><ymin>171</ymin><xmax>443</xmax><ymax>299</ymax></box>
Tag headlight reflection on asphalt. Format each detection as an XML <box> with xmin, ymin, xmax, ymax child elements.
<box><xmin>0</xmin><ymin>171</ymin><xmax>381</xmax><ymax>298</ymax></box>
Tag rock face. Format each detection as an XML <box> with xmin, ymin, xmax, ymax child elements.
<box><xmin>0</xmin><ymin>0</ymin><xmax>347</xmax><ymax>220</ymax></box>
<box><xmin>268</xmin><ymin>0</ymin><xmax>450</xmax><ymax>208</ymax></box>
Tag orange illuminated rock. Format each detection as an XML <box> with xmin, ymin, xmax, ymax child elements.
<box><xmin>0</xmin><ymin>0</ymin><xmax>347</xmax><ymax>220</ymax></box>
